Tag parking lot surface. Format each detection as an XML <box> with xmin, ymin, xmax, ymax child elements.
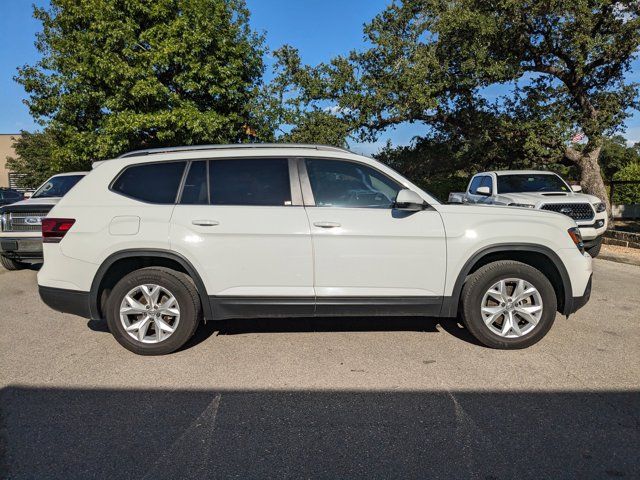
<box><xmin>1</xmin><ymin>259</ymin><xmax>639</xmax><ymax>479</ymax></box>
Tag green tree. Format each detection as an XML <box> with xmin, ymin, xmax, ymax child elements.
<box><xmin>274</xmin><ymin>1</ymin><xmax>640</xmax><ymax>210</ymax></box>
<box><xmin>5</xmin><ymin>131</ymin><xmax>59</xmax><ymax>188</ymax></box>
<box><xmin>14</xmin><ymin>0</ymin><xmax>270</xmax><ymax>178</ymax></box>
<box><xmin>612</xmin><ymin>161</ymin><xmax>640</xmax><ymax>203</ymax></box>
<box><xmin>599</xmin><ymin>135</ymin><xmax>640</xmax><ymax>180</ymax></box>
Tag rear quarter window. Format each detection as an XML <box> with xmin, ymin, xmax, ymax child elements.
<box><xmin>111</xmin><ymin>161</ymin><xmax>186</xmax><ymax>204</ymax></box>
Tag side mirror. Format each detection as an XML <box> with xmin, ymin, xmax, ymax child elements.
<box><xmin>476</xmin><ymin>186</ymin><xmax>491</xmax><ymax>196</ymax></box>
<box><xmin>23</xmin><ymin>191</ymin><xmax>33</xmax><ymax>199</ymax></box>
<box><xmin>394</xmin><ymin>189</ymin><xmax>427</xmax><ymax>211</ymax></box>
<box><xmin>571</xmin><ymin>185</ymin><xmax>582</xmax><ymax>192</ymax></box>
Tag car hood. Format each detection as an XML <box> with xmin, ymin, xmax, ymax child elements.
<box><xmin>495</xmin><ymin>191</ymin><xmax>601</xmax><ymax>205</ymax></box>
<box><xmin>436</xmin><ymin>202</ymin><xmax>576</xmax><ymax>227</ymax></box>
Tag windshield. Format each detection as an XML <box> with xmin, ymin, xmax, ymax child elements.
<box><xmin>33</xmin><ymin>175</ymin><xmax>84</xmax><ymax>198</ymax></box>
<box><xmin>497</xmin><ymin>174</ymin><xmax>570</xmax><ymax>194</ymax></box>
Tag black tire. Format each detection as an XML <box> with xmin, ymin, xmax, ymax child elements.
<box><xmin>106</xmin><ymin>267</ymin><xmax>202</xmax><ymax>355</ymax></box>
<box><xmin>461</xmin><ymin>260</ymin><xmax>557</xmax><ymax>349</ymax></box>
<box><xmin>0</xmin><ymin>255</ymin><xmax>27</xmax><ymax>271</ymax></box>
<box><xmin>586</xmin><ymin>239</ymin><xmax>602</xmax><ymax>258</ymax></box>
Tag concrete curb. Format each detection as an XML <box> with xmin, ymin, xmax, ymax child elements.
<box><xmin>598</xmin><ymin>252</ymin><xmax>640</xmax><ymax>267</ymax></box>
<box><xmin>603</xmin><ymin>229</ymin><xmax>640</xmax><ymax>249</ymax></box>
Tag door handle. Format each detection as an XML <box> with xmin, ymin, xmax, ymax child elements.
<box><xmin>192</xmin><ymin>220</ymin><xmax>220</xmax><ymax>226</ymax></box>
<box><xmin>313</xmin><ymin>221</ymin><xmax>341</xmax><ymax>228</ymax></box>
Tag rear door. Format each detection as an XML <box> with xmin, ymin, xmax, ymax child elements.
<box><xmin>169</xmin><ymin>158</ymin><xmax>314</xmax><ymax>317</ymax></box>
<box><xmin>300</xmin><ymin>158</ymin><xmax>446</xmax><ymax>315</ymax></box>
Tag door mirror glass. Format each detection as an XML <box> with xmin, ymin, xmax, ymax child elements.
<box><xmin>23</xmin><ymin>191</ymin><xmax>33</xmax><ymax>199</ymax></box>
<box><xmin>394</xmin><ymin>189</ymin><xmax>426</xmax><ymax>211</ymax></box>
<box><xmin>476</xmin><ymin>186</ymin><xmax>491</xmax><ymax>196</ymax></box>
<box><xmin>571</xmin><ymin>184</ymin><xmax>582</xmax><ymax>192</ymax></box>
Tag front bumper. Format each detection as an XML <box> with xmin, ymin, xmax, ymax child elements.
<box><xmin>0</xmin><ymin>236</ymin><xmax>44</xmax><ymax>262</ymax></box>
<box><xmin>564</xmin><ymin>274</ymin><xmax>592</xmax><ymax>316</ymax></box>
<box><xmin>577</xmin><ymin>214</ymin><xmax>608</xmax><ymax>241</ymax></box>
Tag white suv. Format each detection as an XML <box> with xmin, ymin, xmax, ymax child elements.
<box><xmin>38</xmin><ymin>145</ymin><xmax>593</xmax><ymax>355</ymax></box>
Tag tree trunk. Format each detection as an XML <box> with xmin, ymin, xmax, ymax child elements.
<box><xmin>566</xmin><ymin>144</ymin><xmax>610</xmax><ymax>213</ymax></box>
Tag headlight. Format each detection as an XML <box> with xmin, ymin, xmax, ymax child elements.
<box><xmin>508</xmin><ymin>203</ymin><xmax>536</xmax><ymax>208</ymax></box>
<box><xmin>567</xmin><ymin>227</ymin><xmax>585</xmax><ymax>254</ymax></box>
<box><xmin>593</xmin><ymin>202</ymin><xmax>606</xmax><ymax>213</ymax></box>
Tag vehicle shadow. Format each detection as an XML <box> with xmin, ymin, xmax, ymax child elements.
<box><xmin>1</xmin><ymin>386</ymin><xmax>638</xmax><ymax>479</ymax></box>
<box><xmin>87</xmin><ymin>316</ymin><xmax>484</xmax><ymax>351</ymax></box>
<box><xmin>187</xmin><ymin>316</ymin><xmax>483</xmax><ymax>350</ymax></box>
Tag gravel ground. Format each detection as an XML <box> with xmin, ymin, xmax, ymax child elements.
<box><xmin>1</xmin><ymin>259</ymin><xmax>639</xmax><ymax>479</ymax></box>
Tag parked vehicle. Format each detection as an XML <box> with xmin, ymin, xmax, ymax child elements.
<box><xmin>0</xmin><ymin>172</ymin><xmax>87</xmax><ymax>270</ymax></box>
<box><xmin>448</xmin><ymin>170</ymin><xmax>608</xmax><ymax>257</ymax></box>
<box><xmin>0</xmin><ymin>188</ymin><xmax>24</xmax><ymax>206</ymax></box>
<box><xmin>38</xmin><ymin>145</ymin><xmax>592</xmax><ymax>355</ymax></box>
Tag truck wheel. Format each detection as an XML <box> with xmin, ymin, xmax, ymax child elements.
<box><xmin>461</xmin><ymin>260</ymin><xmax>557</xmax><ymax>349</ymax></box>
<box><xmin>106</xmin><ymin>267</ymin><xmax>202</xmax><ymax>355</ymax></box>
<box><xmin>586</xmin><ymin>238</ymin><xmax>602</xmax><ymax>258</ymax></box>
<box><xmin>0</xmin><ymin>255</ymin><xmax>28</xmax><ymax>271</ymax></box>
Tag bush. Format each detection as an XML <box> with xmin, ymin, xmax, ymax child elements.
<box><xmin>612</xmin><ymin>162</ymin><xmax>640</xmax><ymax>204</ymax></box>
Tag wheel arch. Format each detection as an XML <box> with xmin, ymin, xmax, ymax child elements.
<box><xmin>441</xmin><ymin>244</ymin><xmax>573</xmax><ymax>318</ymax></box>
<box><xmin>89</xmin><ymin>249</ymin><xmax>212</xmax><ymax>321</ymax></box>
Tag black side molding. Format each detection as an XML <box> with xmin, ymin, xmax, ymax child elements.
<box><xmin>39</xmin><ymin>286</ymin><xmax>91</xmax><ymax>318</ymax></box>
<box><xmin>210</xmin><ymin>295</ymin><xmax>443</xmax><ymax>320</ymax></box>
<box><xmin>564</xmin><ymin>274</ymin><xmax>592</xmax><ymax>316</ymax></box>
<box><xmin>440</xmin><ymin>243</ymin><xmax>574</xmax><ymax>318</ymax></box>
<box><xmin>89</xmin><ymin>249</ymin><xmax>213</xmax><ymax>322</ymax></box>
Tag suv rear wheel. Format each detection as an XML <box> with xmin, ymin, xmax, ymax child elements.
<box><xmin>461</xmin><ymin>260</ymin><xmax>557</xmax><ymax>349</ymax></box>
<box><xmin>106</xmin><ymin>267</ymin><xmax>202</xmax><ymax>355</ymax></box>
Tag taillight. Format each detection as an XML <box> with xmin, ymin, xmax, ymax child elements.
<box><xmin>42</xmin><ymin>218</ymin><xmax>76</xmax><ymax>243</ymax></box>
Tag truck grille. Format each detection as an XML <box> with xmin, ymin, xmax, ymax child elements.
<box><xmin>540</xmin><ymin>203</ymin><xmax>594</xmax><ymax>221</ymax></box>
<box><xmin>1</xmin><ymin>211</ymin><xmax>49</xmax><ymax>232</ymax></box>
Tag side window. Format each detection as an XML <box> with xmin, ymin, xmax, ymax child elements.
<box><xmin>111</xmin><ymin>161</ymin><xmax>186</xmax><ymax>204</ymax></box>
<box><xmin>479</xmin><ymin>176</ymin><xmax>493</xmax><ymax>193</ymax></box>
<box><xmin>305</xmin><ymin>159</ymin><xmax>402</xmax><ymax>208</ymax></box>
<box><xmin>209</xmin><ymin>158</ymin><xmax>291</xmax><ymax>206</ymax></box>
<box><xmin>468</xmin><ymin>176</ymin><xmax>482</xmax><ymax>194</ymax></box>
<box><xmin>180</xmin><ymin>161</ymin><xmax>208</xmax><ymax>205</ymax></box>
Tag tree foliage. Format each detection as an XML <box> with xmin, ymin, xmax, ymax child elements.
<box><xmin>273</xmin><ymin>0</ymin><xmax>640</xmax><ymax>208</ymax></box>
<box><xmin>612</xmin><ymin>161</ymin><xmax>640</xmax><ymax>203</ymax></box>
<box><xmin>5</xmin><ymin>131</ymin><xmax>59</xmax><ymax>188</ymax></box>
<box><xmin>14</xmin><ymin>0</ymin><xmax>270</xmax><ymax>177</ymax></box>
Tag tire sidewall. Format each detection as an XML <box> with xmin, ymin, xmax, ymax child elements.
<box><xmin>463</xmin><ymin>263</ymin><xmax>557</xmax><ymax>349</ymax></box>
<box><xmin>106</xmin><ymin>269</ymin><xmax>198</xmax><ymax>355</ymax></box>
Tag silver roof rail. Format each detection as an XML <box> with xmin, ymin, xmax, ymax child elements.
<box><xmin>117</xmin><ymin>143</ymin><xmax>353</xmax><ymax>159</ymax></box>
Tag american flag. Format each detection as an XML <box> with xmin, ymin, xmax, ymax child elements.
<box><xmin>571</xmin><ymin>131</ymin><xmax>585</xmax><ymax>143</ymax></box>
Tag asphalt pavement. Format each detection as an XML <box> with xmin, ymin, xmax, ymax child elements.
<box><xmin>1</xmin><ymin>259</ymin><xmax>639</xmax><ymax>479</ymax></box>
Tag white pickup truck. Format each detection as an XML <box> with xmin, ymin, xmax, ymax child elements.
<box><xmin>449</xmin><ymin>170</ymin><xmax>607</xmax><ymax>257</ymax></box>
<box><xmin>0</xmin><ymin>172</ymin><xmax>87</xmax><ymax>270</ymax></box>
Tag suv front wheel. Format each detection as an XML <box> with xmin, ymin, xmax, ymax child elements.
<box><xmin>461</xmin><ymin>260</ymin><xmax>557</xmax><ymax>349</ymax></box>
<box><xmin>106</xmin><ymin>267</ymin><xmax>202</xmax><ymax>355</ymax></box>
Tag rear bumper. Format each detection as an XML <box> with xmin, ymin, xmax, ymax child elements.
<box><xmin>39</xmin><ymin>286</ymin><xmax>91</xmax><ymax>318</ymax></box>
<box><xmin>563</xmin><ymin>274</ymin><xmax>592</xmax><ymax>316</ymax></box>
<box><xmin>0</xmin><ymin>236</ymin><xmax>43</xmax><ymax>262</ymax></box>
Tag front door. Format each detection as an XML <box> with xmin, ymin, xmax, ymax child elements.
<box><xmin>300</xmin><ymin>158</ymin><xmax>447</xmax><ymax>315</ymax></box>
<box><xmin>169</xmin><ymin>158</ymin><xmax>314</xmax><ymax>318</ymax></box>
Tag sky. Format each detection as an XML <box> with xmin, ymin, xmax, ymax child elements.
<box><xmin>1</xmin><ymin>0</ymin><xmax>639</xmax><ymax>155</ymax></box>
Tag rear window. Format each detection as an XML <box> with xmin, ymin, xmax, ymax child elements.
<box><xmin>33</xmin><ymin>175</ymin><xmax>85</xmax><ymax>198</ymax></box>
<box><xmin>209</xmin><ymin>159</ymin><xmax>291</xmax><ymax>206</ymax></box>
<box><xmin>112</xmin><ymin>162</ymin><xmax>186</xmax><ymax>203</ymax></box>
